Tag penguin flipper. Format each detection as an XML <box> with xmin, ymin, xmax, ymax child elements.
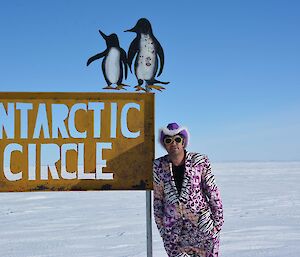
<box><xmin>147</xmin><ymin>79</ymin><xmax>169</xmax><ymax>85</ymax></box>
<box><xmin>127</xmin><ymin>37</ymin><xmax>139</xmax><ymax>73</ymax></box>
<box><xmin>154</xmin><ymin>38</ymin><xmax>165</xmax><ymax>77</ymax></box>
<box><xmin>120</xmin><ymin>48</ymin><xmax>128</xmax><ymax>79</ymax></box>
<box><xmin>87</xmin><ymin>50</ymin><xmax>107</xmax><ymax>66</ymax></box>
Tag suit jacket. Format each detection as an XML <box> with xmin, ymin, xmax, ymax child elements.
<box><xmin>153</xmin><ymin>152</ymin><xmax>224</xmax><ymax>256</ymax></box>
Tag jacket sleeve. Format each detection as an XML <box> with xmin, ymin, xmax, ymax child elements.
<box><xmin>153</xmin><ymin>159</ymin><xmax>165</xmax><ymax>237</ymax></box>
<box><xmin>201</xmin><ymin>156</ymin><xmax>224</xmax><ymax>232</ymax></box>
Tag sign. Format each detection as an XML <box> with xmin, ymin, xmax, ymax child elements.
<box><xmin>0</xmin><ymin>92</ymin><xmax>154</xmax><ymax>192</ymax></box>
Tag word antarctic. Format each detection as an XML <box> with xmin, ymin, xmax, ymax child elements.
<box><xmin>0</xmin><ymin>101</ymin><xmax>141</xmax><ymax>182</ymax></box>
<box><xmin>0</xmin><ymin>102</ymin><xmax>140</xmax><ymax>139</ymax></box>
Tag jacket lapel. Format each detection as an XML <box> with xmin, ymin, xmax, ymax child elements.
<box><xmin>179</xmin><ymin>151</ymin><xmax>192</xmax><ymax>202</ymax></box>
<box><xmin>165</xmin><ymin>156</ymin><xmax>180</xmax><ymax>199</ymax></box>
<box><xmin>158</xmin><ymin>156</ymin><xmax>178</xmax><ymax>204</ymax></box>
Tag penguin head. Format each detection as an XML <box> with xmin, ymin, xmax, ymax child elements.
<box><xmin>125</xmin><ymin>18</ymin><xmax>153</xmax><ymax>34</ymax></box>
<box><xmin>99</xmin><ymin>30</ymin><xmax>120</xmax><ymax>47</ymax></box>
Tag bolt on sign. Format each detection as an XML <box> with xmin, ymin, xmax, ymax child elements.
<box><xmin>0</xmin><ymin>92</ymin><xmax>154</xmax><ymax>192</ymax></box>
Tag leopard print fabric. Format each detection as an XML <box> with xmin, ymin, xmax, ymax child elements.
<box><xmin>153</xmin><ymin>152</ymin><xmax>224</xmax><ymax>257</ymax></box>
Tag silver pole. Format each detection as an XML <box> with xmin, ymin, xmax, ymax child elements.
<box><xmin>146</xmin><ymin>85</ymin><xmax>153</xmax><ymax>257</ymax></box>
<box><xmin>146</xmin><ymin>190</ymin><xmax>153</xmax><ymax>257</ymax></box>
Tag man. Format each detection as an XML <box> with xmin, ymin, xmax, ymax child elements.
<box><xmin>153</xmin><ymin>122</ymin><xmax>224</xmax><ymax>257</ymax></box>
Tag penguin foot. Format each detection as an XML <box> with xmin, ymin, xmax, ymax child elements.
<box><xmin>147</xmin><ymin>85</ymin><xmax>166</xmax><ymax>92</ymax></box>
<box><xmin>102</xmin><ymin>85</ymin><xmax>117</xmax><ymax>90</ymax></box>
<box><xmin>134</xmin><ymin>85</ymin><xmax>147</xmax><ymax>92</ymax></box>
<box><xmin>116</xmin><ymin>84</ymin><xmax>130</xmax><ymax>90</ymax></box>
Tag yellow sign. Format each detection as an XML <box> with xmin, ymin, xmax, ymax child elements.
<box><xmin>0</xmin><ymin>92</ymin><xmax>154</xmax><ymax>192</ymax></box>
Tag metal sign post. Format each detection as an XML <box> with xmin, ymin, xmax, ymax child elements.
<box><xmin>146</xmin><ymin>190</ymin><xmax>153</xmax><ymax>257</ymax></box>
<box><xmin>146</xmin><ymin>86</ymin><xmax>153</xmax><ymax>257</ymax></box>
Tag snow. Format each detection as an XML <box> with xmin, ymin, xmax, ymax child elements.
<box><xmin>1</xmin><ymin>162</ymin><xmax>300</xmax><ymax>257</ymax></box>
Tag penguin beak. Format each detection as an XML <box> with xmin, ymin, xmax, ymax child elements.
<box><xmin>124</xmin><ymin>27</ymin><xmax>136</xmax><ymax>33</ymax></box>
<box><xmin>99</xmin><ymin>30</ymin><xmax>107</xmax><ymax>40</ymax></box>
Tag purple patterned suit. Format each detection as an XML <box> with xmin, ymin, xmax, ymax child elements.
<box><xmin>153</xmin><ymin>152</ymin><xmax>224</xmax><ymax>257</ymax></box>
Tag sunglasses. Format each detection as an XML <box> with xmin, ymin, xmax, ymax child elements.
<box><xmin>163</xmin><ymin>135</ymin><xmax>184</xmax><ymax>145</ymax></box>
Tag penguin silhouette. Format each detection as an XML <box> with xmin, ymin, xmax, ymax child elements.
<box><xmin>125</xmin><ymin>18</ymin><xmax>169</xmax><ymax>92</ymax></box>
<box><xmin>87</xmin><ymin>30</ymin><xmax>129</xmax><ymax>90</ymax></box>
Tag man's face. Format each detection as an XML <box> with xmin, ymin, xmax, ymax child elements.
<box><xmin>164</xmin><ymin>135</ymin><xmax>185</xmax><ymax>156</ymax></box>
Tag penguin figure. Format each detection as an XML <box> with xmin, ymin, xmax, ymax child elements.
<box><xmin>125</xmin><ymin>18</ymin><xmax>169</xmax><ymax>92</ymax></box>
<box><xmin>87</xmin><ymin>30</ymin><xmax>129</xmax><ymax>90</ymax></box>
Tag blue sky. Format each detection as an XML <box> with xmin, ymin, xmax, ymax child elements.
<box><xmin>0</xmin><ymin>0</ymin><xmax>299</xmax><ymax>161</ymax></box>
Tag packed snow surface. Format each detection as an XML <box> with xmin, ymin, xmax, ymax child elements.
<box><xmin>1</xmin><ymin>162</ymin><xmax>300</xmax><ymax>257</ymax></box>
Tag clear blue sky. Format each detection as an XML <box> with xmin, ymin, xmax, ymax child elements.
<box><xmin>0</xmin><ymin>0</ymin><xmax>299</xmax><ymax>161</ymax></box>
